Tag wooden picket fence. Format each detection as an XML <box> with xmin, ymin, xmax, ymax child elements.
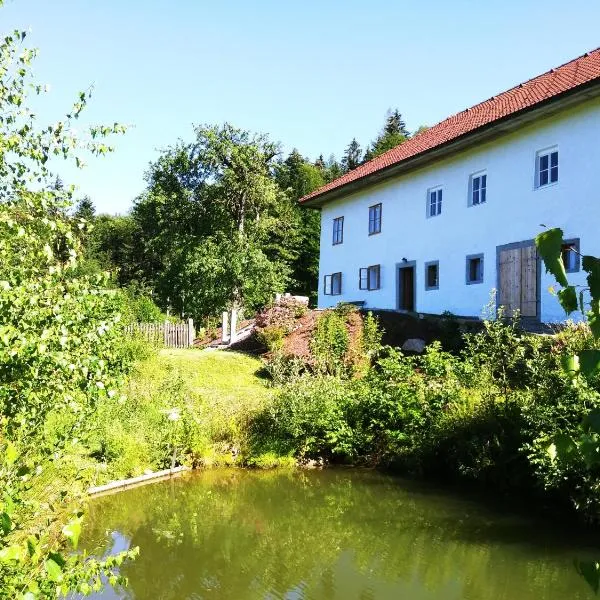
<box><xmin>125</xmin><ymin>319</ymin><xmax>195</xmax><ymax>348</ymax></box>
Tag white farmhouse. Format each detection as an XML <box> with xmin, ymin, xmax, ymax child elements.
<box><xmin>300</xmin><ymin>48</ymin><xmax>600</xmax><ymax>323</ymax></box>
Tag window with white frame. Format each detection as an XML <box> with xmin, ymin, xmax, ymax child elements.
<box><xmin>359</xmin><ymin>265</ymin><xmax>381</xmax><ymax>290</ymax></box>
<box><xmin>536</xmin><ymin>148</ymin><xmax>558</xmax><ymax>188</ymax></box>
<box><xmin>368</xmin><ymin>203</ymin><xmax>382</xmax><ymax>235</ymax></box>
<box><xmin>469</xmin><ymin>172</ymin><xmax>487</xmax><ymax>206</ymax></box>
<box><xmin>324</xmin><ymin>272</ymin><xmax>342</xmax><ymax>295</ymax></box>
<box><xmin>428</xmin><ymin>187</ymin><xmax>442</xmax><ymax>217</ymax></box>
<box><xmin>332</xmin><ymin>217</ymin><xmax>344</xmax><ymax>245</ymax></box>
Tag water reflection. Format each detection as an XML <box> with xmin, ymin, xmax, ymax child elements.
<box><xmin>82</xmin><ymin>469</ymin><xmax>598</xmax><ymax>599</ymax></box>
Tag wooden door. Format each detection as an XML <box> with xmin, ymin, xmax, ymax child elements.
<box><xmin>498</xmin><ymin>244</ymin><xmax>537</xmax><ymax>318</ymax></box>
<box><xmin>399</xmin><ymin>267</ymin><xmax>415</xmax><ymax>311</ymax></box>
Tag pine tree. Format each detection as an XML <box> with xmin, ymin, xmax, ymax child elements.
<box><xmin>384</xmin><ymin>109</ymin><xmax>409</xmax><ymax>137</ymax></box>
<box><xmin>74</xmin><ymin>196</ymin><xmax>96</xmax><ymax>221</ymax></box>
<box><xmin>365</xmin><ymin>108</ymin><xmax>410</xmax><ymax>161</ymax></box>
<box><xmin>341</xmin><ymin>138</ymin><xmax>362</xmax><ymax>172</ymax></box>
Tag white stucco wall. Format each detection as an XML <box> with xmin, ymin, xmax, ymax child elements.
<box><xmin>317</xmin><ymin>96</ymin><xmax>600</xmax><ymax>322</ymax></box>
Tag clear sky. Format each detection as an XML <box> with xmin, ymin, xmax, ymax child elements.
<box><xmin>2</xmin><ymin>0</ymin><xmax>599</xmax><ymax>214</ymax></box>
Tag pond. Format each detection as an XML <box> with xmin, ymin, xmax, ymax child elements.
<box><xmin>82</xmin><ymin>468</ymin><xmax>599</xmax><ymax>599</ymax></box>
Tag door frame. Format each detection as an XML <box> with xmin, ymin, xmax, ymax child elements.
<box><xmin>495</xmin><ymin>239</ymin><xmax>541</xmax><ymax>322</ymax></box>
<box><xmin>396</xmin><ymin>261</ymin><xmax>417</xmax><ymax>313</ymax></box>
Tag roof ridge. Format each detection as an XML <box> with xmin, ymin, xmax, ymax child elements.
<box><xmin>300</xmin><ymin>46</ymin><xmax>600</xmax><ymax>204</ymax></box>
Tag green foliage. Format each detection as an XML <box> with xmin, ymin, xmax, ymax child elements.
<box><xmin>341</xmin><ymin>138</ymin><xmax>362</xmax><ymax>172</ymax></box>
<box><xmin>535</xmin><ymin>227</ymin><xmax>600</xmax><ymax>517</ymax></box>
<box><xmin>258</xmin><ymin>376</ymin><xmax>354</xmax><ymax>459</ymax></box>
<box><xmin>363</xmin><ymin>109</ymin><xmax>410</xmax><ymax>161</ymax></box>
<box><xmin>252</xmin><ymin>312</ymin><xmax>600</xmax><ymax>520</ymax></box>
<box><xmin>257</xmin><ymin>325</ymin><xmax>285</xmax><ymax>352</ymax></box>
<box><xmin>310</xmin><ymin>310</ymin><xmax>350</xmax><ymax>376</ymax></box>
<box><xmin>88</xmin><ymin>349</ymin><xmax>273</xmax><ymax>479</ymax></box>
<box><xmin>361</xmin><ymin>311</ymin><xmax>383</xmax><ymax>356</ymax></box>
<box><xmin>0</xmin><ymin>15</ymin><xmax>135</xmax><ymax>597</ymax></box>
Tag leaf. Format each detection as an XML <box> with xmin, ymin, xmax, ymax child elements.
<box><xmin>583</xmin><ymin>408</ymin><xmax>600</xmax><ymax>435</ymax></box>
<box><xmin>5</xmin><ymin>441</ymin><xmax>17</xmax><ymax>466</ymax></box>
<box><xmin>0</xmin><ymin>544</ymin><xmax>24</xmax><ymax>562</ymax></box>
<box><xmin>45</xmin><ymin>557</ymin><xmax>62</xmax><ymax>581</ymax></box>
<box><xmin>557</xmin><ymin>286</ymin><xmax>578</xmax><ymax>315</ymax></box>
<box><xmin>560</xmin><ymin>353</ymin><xmax>579</xmax><ymax>378</ymax></box>
<box><xmin>579</xmin><ymin>350</ymin><xmax>600</xmax><ymax>381</ymax></box>
<box><xmin>48</xmin><ymin>551</ymin><xmax>66</xmax><ymax>568</ymax></box>
<box><xmin>536</xmin><ymin>228</ymin><xmax>568</xmax><ymax>287</ymax></box>
<box><xmin>0</xmin><ymin>511</ymin><xmax>12</xmax><ymax>534</ymax></box>
<box><xmin>583</xmin><ymin>256</ymin><xmax>600</xmax><ymax>303</ymax></box>
<box><xmin>553</xmin><ymin>432</ymin><xmax>578</xmax><ymax>461</ymax></box>
<box><xmin>62</xmin><ymin>517</ymin><xmax>82</xmax><ymax>549</ymax></box>
<box><xmin>575</xmin><ymin>560</ymin><xmax>600</xmax><ymax>595</ymax></box>
<box><xmin>589</xmin><ymin>311</ymin><xmax>600</xmax><ymax>340</ymax></box>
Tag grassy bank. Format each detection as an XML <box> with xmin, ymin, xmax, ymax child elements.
<box><xmin>87</xmin><ymin>348</ymin><xmax>273</xmax><ymax>484</ymax></box>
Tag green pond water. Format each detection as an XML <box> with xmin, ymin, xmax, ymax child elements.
<box><xmin>82</xmin><ymin>468</ymin><xmax>599</xmax><ymax>600</ymax></box>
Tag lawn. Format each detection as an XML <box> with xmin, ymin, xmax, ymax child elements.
<box><xmin>157</xmin><ymin>348</ymin><xmax>271</xmax><ymax>408</ymax></box>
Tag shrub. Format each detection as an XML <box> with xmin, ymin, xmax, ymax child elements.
<box><xmin>258</xmin><ymin>375</ymin><xmax>354</xmax><ymax>460</ymax></box>
<box><xmin>310</xmin><ymin>310</ymin><xmax>350</xmax><ymax>376</ymax></box>
<box><xmin>257</xmin><ymin>325</ymin><xmax>286</xmax><ymax>352</ymax></box>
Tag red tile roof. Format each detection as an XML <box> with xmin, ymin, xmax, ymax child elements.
<box><xmin>300</xmin><ymin>47</ymin><xmax>600</xmax><ymax>205</ymax></box>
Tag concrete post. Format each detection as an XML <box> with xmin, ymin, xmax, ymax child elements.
<box><xmin>230</xmin><ymin>308</ymin><xmax>238</xmax><ymax>344</ymax></box>
<box><xmin>222</xmin><ymin>311</ymin><xmax>230</xmax><ymax>344</ymax></box>
<box><xmin>187</xmin><ymin>318</ymin><xmax>195</xmax><ymax>347</ymax></box>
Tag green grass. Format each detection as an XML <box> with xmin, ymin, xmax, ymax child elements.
<box><xmin>88</xmin><ymin>348</ymin><xmax>273</xmax><ymax>481</ymax></box>
<box><xmin>158</xmin><ymin>348</ymin><xmax>271</xmax><ymax>408</ymax></box>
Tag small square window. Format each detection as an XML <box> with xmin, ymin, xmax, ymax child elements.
<box><xmin>332</xmin><ymin>217</ymin><xmax>344</xmax><ymax>245</ymax></box>
<box><xmin>466</xmin><ymin>254</ymin><xmax>484</xmax><ymax>285</ymax></box>
<box><xmin>425</xmin><ymin>261</ymin><xmax>439</xmax><ymax>290</ymax></box>
<box><xmin>561</xmin><ymin>239</ymin><xmax>580</xmax><ymax>273</ymax></box>
<box><xmin>359</xmin><ymin>265</ymin><xmax>381</xmax><ymax>291</ymax></box>
<box><xmin>427</xmin><ymin>188</ymin><xmax>442</xmax><ymax>217</ymax></box>
<box><xmin>324</xmin><ymin>272</ymin><xmax>342</xmax><ymax>295</ymax></box>
<box><xmin>470</xmin><ymin>172</ymin><xmax>487</xmax><ymax>206</ymax></box>
<box><xmin>536</xmin><ymin>148</ymin><xmax>558</xmax><ymax>188</ymax></box>
<box><xmin>369</xmin><ymin>204</ymin><xmax>382</xmax><ymax>235</ymax></box>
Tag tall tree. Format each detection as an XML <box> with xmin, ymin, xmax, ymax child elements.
<box><xmin>132</xmin><ymin>124</ymin><xmax>297</xmax><ymax>319</ymax></box>
<box><xmin>341</xmin><ymin>138</ymin><xmax>362</xmax><ymax>172</ymax></box>
<box><xmin>364</xmin><ymin>108</ymin><xmax>410</xmax><ymax>161</ymax></box>
<box><xmin>275</xmin><ymin>149</ymin><xmax>325</xmax><ymax>301</ymax></box>
<box><xmin>74</xmin><ymin>195</ymin><xmax>96</xmax><ymax>221</ymax></box>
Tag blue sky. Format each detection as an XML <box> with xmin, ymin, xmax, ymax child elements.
<box><xmin>2</xmin><ymin>0</ymin><xmax>599</xmax><ymax>214</ymax></box>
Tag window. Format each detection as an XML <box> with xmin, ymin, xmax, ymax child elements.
<box><xmin>332</xmin><ymin>217</ymin><xmax>344</xmax><ymax>245</ymax></box>
<box><xmin>428</xmin><ymin>188</ymin><xmax>442</xmax><ymax>217</ymax></box>
<box><xmin>466</xmin><ymin>254</ymin><xmax>484</xmax><ymax>284</ymax></box>
<box><xmin>359</xmin><ymin>265</ymin><xmax>381</xmax><ymax>291</ymax></box>
<box><xmin>368</xmin><ymin>203</ymin><xmax>382</xmax><ymax>235</ymax></box>
<box><xmin>561</xmin><ymin>239</ymin><xmax>580</xmax><ymax>273</ymax></box>
<box><xmin>425</xmin><ymin>261</ymin><xmax>439</xmax><ymax>290</ymax></box>
<box><xmin>324</xmin><ymin>272</ymin><xmax>342</xmax><ymax>295</ymax></box>
<box><xmin>470</xmin><ymin>172</ymin><xmax>487</xmax><ymax>206</ymax></box>
<box><xmin>536</xmin><ymin>148</ymin><xmax>558</xmax><ymax>187</ymax></box>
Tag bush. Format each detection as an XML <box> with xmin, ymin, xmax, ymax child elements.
<box><xmin>255</xmin><ymin>376</ymin><xmax>354</xmax><ymax>460</ymax></box>
<box><xmin>251</xmin><ymin>313</ymin><xmax>600</xmax><ymax>520</ymax></box>
<box><xmin>310</xmin><ymin>310</ymin><xmax>350</xmax><ymax>376</ymax></box>
<box><xmin>257</xmin><ymin>325</ymin><xmax>286</xmax><ymax>352</ymax></box>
